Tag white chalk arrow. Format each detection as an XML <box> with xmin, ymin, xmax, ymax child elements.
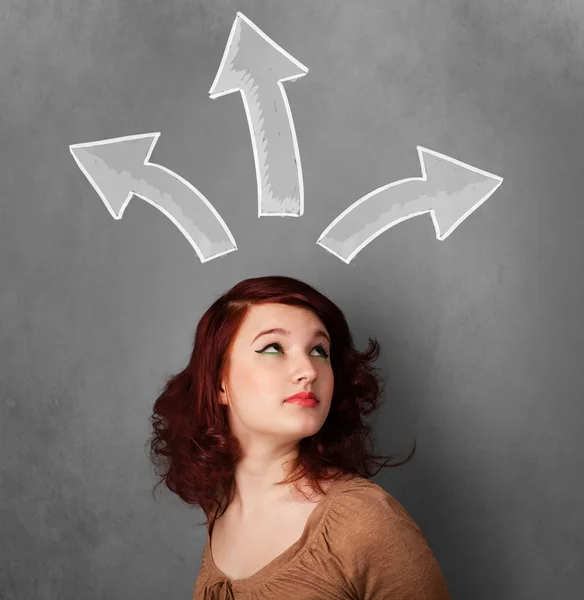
<box><xmin>317</xmin><ymin>147</ymin><xmax>503</xmax><ymax>264</ymax></box>
<box><xmin>209</xmin><ymin>12</ymin><xmax>308</xmax><ymax>217</ymax></box>
<box><xmin>69</xmin><ymin>133</ymin><xmax>237</xmax><ymax>263</ymax></box>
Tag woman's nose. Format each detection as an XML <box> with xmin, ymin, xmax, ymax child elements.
<box><xmin>291</xmin><ymin>355</ymin><xmax>318</xmax><ymax>380</ymax></box>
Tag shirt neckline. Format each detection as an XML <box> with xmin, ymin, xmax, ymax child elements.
<box><xmin>203</xmin><ymin>473</ymin><xmax>358</xmax><ymax>593</ymax></box>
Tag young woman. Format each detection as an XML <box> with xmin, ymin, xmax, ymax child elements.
<box><xmin>148</xmin><ymin>275</ymin><xmax>452</xmax><ymax>599</ymax></box>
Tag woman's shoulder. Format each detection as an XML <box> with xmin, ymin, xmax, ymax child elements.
<box><xmin>313</xmin><ymin>476</ymin><xmax>452</xmax><ymax>598</ymax></box>
<box><xmin>327</xmin><ymin>475</ymin><xmax>420</xmax><ymax>526</ymax></box>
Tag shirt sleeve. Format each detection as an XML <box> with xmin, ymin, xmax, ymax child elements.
<box><xmin>328</xmin><ymin>485</ymin><xmax>453</xmax><ymax>599</ymax></box>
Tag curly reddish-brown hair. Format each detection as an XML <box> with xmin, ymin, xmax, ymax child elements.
<box><xmin>147</xmin><ymin>275</ymin><xmax>416</xmax><ymax>527</ymax></box>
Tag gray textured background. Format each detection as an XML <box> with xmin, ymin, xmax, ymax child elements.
<box><xmin>1</xmin><ymin>1</ymin><xmax>583</xmax><ymax>598</ymax></box>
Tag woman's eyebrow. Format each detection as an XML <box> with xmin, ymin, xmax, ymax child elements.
<box><xmin>251</xmin><ymin>328</ymin><xmax>330</xmax><ymax>345</ymax></box>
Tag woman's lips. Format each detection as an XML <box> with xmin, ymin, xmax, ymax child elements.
<box><xmin>284</xmin><ymin>398</ymin><xmax>318</xmax><ymax>407</ymax></box>
<box><xmin>284</xmin><ymin>391</ymin><xmax>318</xmax><ymax>402</ymax></box>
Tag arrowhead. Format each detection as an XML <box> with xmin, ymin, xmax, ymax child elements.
<box><xmin>209</xmin><ymin>12</ymin><xmax>308</xmax><ymax>98</ymax></box>
<box><xmin>418</xmin><ymin>147</ymin><xmax>503</xmax><ymax>240</ymax></box>
<box><xmin>69</xmin><ymin>133</ymin><xmax>159</xmax><ymax>219</ymax></box>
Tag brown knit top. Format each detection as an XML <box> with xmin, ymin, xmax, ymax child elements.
<box><xmin>193</xmin><ymin>475</ymin><xmax>452</xmax><ymax>599</ymax></box>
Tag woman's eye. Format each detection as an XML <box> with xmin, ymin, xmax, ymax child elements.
<box><xmin>261</xmin><ymin>342</ymin><xmax>329</xmax><ymax>358</ymax></box>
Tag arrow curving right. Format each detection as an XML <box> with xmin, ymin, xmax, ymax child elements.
<box><xmin>317</xmin><ymin>147</ymin><xmax>504</xmax><ymax>264</ymax></box>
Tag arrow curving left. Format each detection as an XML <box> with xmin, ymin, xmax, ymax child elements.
<box><xmin>69</xmin><ymin>133</ymin><xmax>237</xmax><ymax>263</ymax></box>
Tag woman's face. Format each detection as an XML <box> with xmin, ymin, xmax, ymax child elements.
<box><xmin>218</xmin><ymin>303</ymin><xmax>334</xmax><ymax>447</ymax></box>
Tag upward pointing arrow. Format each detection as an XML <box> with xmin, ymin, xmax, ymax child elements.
<box><xmin>209</xmin><ymin>12</ymin><xmax>308</xmax><ymax>217</ymax></box>
<box><xmin>69</xmin><ymin>133</ymin><xmax>237</xmax><ymax>264</ymax></box>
